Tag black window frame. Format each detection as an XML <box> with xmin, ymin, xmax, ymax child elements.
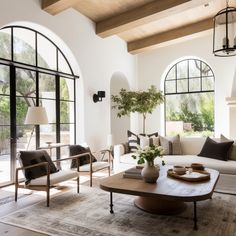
<box><xmin>164</xmin><ymin>58</ymin><xmax>215</xmax><ymax>135</ymax></box>
<box><xmin>0</xmin><ymin>25</ymin><xmax>79</xmax><ymax>186</ymax></box>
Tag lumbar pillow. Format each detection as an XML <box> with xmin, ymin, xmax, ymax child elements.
<box><xmin>127</xmin><ymin>130</ymin><xmax>140</xmax><ymax>153</ymax></box>
<box><xmin>220</xmin><ymin>134</ymin><xmax>236</xmax><ymax>160</ymax></box>
<box><xmin>198</xmin><ymin>136</ymin><xmax>234</xmax><ymax>161</ymax></box>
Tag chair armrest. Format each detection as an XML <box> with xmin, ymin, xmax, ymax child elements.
<box><xmin>15</xmin><ymin>162</ymin><xmax>50</xmax><ymax>186</ymax></box>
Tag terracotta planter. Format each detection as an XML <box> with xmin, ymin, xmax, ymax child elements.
<box><xmin>141</xmin><ymin>161</ymin><xmax>159</xmax><ymax>183</ymax></box>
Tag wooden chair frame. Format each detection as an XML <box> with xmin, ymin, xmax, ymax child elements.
<box><xmin>70</xmin><ymin>149</ymin><xmax>111</xmax><ymax>187</ymax></box>
<box><xmin>15</xmin><ymin>152</ymin><xmax>90</xmax><ymax>207</ymax></box>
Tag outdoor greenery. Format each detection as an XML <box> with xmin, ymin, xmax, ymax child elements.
<box><xmin>111</xmin><ymin>85</ymin><xmax>164</xmax><ymax>134</ymax></box>
<box><xmin>166</xmin><ymin>92</ymin><xmax>214</xmax><ymax>136</ymax></box>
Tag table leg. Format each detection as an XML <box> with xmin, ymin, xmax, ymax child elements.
<box><xmin>110</xmin><ymin>192</ymin><xmax>114</xmax><ymax>214</ymax></box>
<box><xmin>193</xmin><ymin>201</ymin><xmax>198</xmax><ymax>230</ymax></box>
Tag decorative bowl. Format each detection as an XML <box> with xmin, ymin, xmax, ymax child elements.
<box><xmin>191</xmin><ymin>163</ymin><xmax>204</xmax><ymax>170</ymax></box>
<box><xmin>173</xmin><ymin>165</ymin><xmax>186</xmax><ymax>175</ymax></box>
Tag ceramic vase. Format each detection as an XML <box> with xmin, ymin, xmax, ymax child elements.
<box><xmin>141</xmin><ymin>161</ymin><xmax>159</xmax><ymax>183</ymax></box>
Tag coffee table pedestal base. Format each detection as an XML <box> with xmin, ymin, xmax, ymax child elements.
<box><xmin>134</xmin><ymin>196</ymin><xmax>187</xmax><ymax>215</ymax></box>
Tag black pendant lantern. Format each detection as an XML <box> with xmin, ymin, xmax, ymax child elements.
<box><xmin>213</xmin><ymin>0</ymin><xmax>236</xmax><ymax>57</ymax></box>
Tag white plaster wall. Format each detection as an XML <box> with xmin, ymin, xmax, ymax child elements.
<box><xmin>0</xmin><ymin>0</ymin><xmax>136</xmax><ymax>150</ymax></box>
<box><xmin>138</xmin><ymin>33</ymin><xmax>236</xmax><ymax>137</ymax></box>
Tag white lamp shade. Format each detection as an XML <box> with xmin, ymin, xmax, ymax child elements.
<box><xmin>25</xmin><ymin>106</ymin><xmax>48</xmax><ymax>125</ymax></box>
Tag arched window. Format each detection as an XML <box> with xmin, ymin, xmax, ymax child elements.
<box><xmin>0</xmin><ymin>25</ymin><xmax>78</xmax><ymax>186</ymax></box>
<box><xmin>164</xmin><ymin>59</ymin><xmax>214</xmax><ymax>137</ymax></box>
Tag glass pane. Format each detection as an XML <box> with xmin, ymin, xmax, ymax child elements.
<box><xmin>165</xmin><ymin>92</ymin><xmax>214</xmax><ymax>137</ymax></box>
<box><xmin>177</xmin><ymin>79</ymin><xmax>188</xmax><ymax>93</ymax></box>
<box><xmin>39</xmin><ymin>124</ymin><xmax>57</xmax><ymax>159</ymax></box>
<box><xmin>0</xmin><ymin>65</ymin><xmax>10</xmax><ymax>95</ymax></box>
<box><xmin>165</xmin><ymin>80</ymin><xmax>176</xmax><ymax>94</ymax></box>
<box><xmin>16</xmin><ymin>124</ymin><xmax>35</xmax><ymax>151</ymax></box>
<box><xmin>0</xmin><ymin>28</ymin><xmax>11</xmax><ymax>60</ymax></box>
<box><xmin>13</xmin><ymin>28</ymin><xmax>36</xmax><ymax>65</ymax></box>
<box><xmin>60</xmin><ymin>77</ymin><xmax>74</xmax><ymax>101</ymax></box>
<box><xmin>202</xmin><ymin>77</ymin><xmax>214</xmax><ymax>91</ymax></box>
<box><xmin>60</xmin><ymin>101</ymin><xmax>74</xmax><ymax>123</ymax></box>
<box><xmin>189</xmin><ymin>60</ymin><xmax>200</xmax><ymax>78</ymax></box>
<box><xmin>58</xmin><ymin>51</ymin><xmax>72</xmax><ymax>74</ymax></box>
<box><xmin>177</xmin><ymin>61</ymin><xmax>188</xmax><ymax>79</ymax></box>
<box><xmin>61</xmin><ymin>124</ymin><xmax>74</xmax><ymax>144</ymax></box>
<box><xmin>189</xmin><ymin>78</ymin><xmax>200</xmax><ymax>92</ymax></box>
<box><xmin>0</xmin><ymin>96</ymin><xmax>10</xmax><ymax>125</ymax></box>
<box><xmin>166</xmin><ymin>66</ymin><xmax>175</xmax><ymax>80</ymax></box>
<box><xmin>39</xmin><ymin>73</ymin><xmax>55</xmax><ymax>99</ymax></box>
<box><xmin>202</xmin><ymin>62</ymin><xmax>213</xmax><ymax>77</ymax></box>
<box><xmin>37</xmin><ymin>34</ymin><xmax>56</xmax><ymax>70</ymax></box>
<box><xmin>0</xmin><ymin>126</ymin><xmax>10</xmax><ymax>184</ymax></box>
<box><xmin>16</xmin><ymin>68</ymin><xmax>36</xmax><ymax>99</ymax></box>
<box><xmin>40</xmin><ymin>99</ymin><xmax>56</xmax><ymax>123</ymax></box>
<box><xmin>16</xmin><ymin>97</ymin><xmax>33</xmax><ymax>125</ymax></box>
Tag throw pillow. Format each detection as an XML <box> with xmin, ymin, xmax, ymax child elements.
<box><xmin>159</xmin><ymin>135</ymin><xmax>182</xmax><ymax>155</ymax></box>
<box><xmin>139</xmin><ymin>136</ymin><xmax>159</xmax><ymax>148</ymax></box>
<box><xmin>69</xmin><ymin>145</ymin><xmax>97</xmax><ymax>168</ymax></box>
<box><xmin>139</xmin><ymin>132</ymin><xmax>159</xmax><ymax>148</ymax></box>
<box><xmin>127</xmin><ymin>130</ymin><xmax>140</xmax><ymax>153</ymax></box>
<box><xmin>220</xmin><ymin>134</ymin><xmax>236</xmax><ymax>160</ymax></box>
<box><xmin>198</xmin><ymin>137</ymin><xmax>234</xmax><ymax>161</ymax></box>
<box><xmin>167</xmin><ymin>134</ymin><xmax>182</xmax><ymax>155</ymax></box>
<box><xmin>18</xmin><ymin>150</ymin><xmax>58</xmax><ymax>184</ymax></box>
<box><xmin>159</xmin><ymin>136</ymin><xmax>172</xmax><ymax>155</ymax></box>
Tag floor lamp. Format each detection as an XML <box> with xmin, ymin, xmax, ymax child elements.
<box><xmin>24</xmin><ymin>106</ymin><xmax>48</xmax><ymax>150</ymax></box>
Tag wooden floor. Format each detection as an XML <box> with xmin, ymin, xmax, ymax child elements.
<box><xmin>0</xmin><ymin>173</ymin><xmax>108</xmax><ymax>236</ymax></box>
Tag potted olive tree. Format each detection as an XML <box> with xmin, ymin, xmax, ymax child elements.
<box><xmin>111</xmin><ymin>85</ymin><xmax>164</xmax><ymax>134</ymax></box>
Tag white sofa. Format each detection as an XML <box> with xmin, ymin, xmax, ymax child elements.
<box><xmin>114</xmin><ymin>137</ymin><xmax>236</xmax><ymax>194</ymax></box>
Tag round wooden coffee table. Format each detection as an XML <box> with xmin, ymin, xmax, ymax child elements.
<box><xmin>100</xmin><ymin>166</ymin><xmax>219</xmax><ymax>230</ymax></box>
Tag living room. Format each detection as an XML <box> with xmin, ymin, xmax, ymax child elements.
<box><xmin>0</xmin><ymin>0</ymin><xmax>236</xmax><ymax>235</ymax></box>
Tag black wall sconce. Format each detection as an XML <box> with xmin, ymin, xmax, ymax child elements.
<box><xmin>93</xmin><ymin>91</ymin><xmax>106</xmax><ymax>103</ymax></box>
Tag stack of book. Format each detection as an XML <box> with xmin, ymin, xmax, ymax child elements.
<box><xmin>123</xmin><ymin>166</ymin><xmax>143</xmax><ymax>179</ymax></box>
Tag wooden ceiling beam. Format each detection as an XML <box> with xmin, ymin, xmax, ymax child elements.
<box><xmin>96</xmin><ymin>0</ymin><xmax>212</xmax><ymax>38</ymax></box>
<box><xmin>128</xmin><ymin>18</ymin><xmax>213</xmax><ymax>54</ymax></box>
<box><xmin>42</xmin><ymin>0</ymin><xmax>79</xmax><ymax>15</ymax></box>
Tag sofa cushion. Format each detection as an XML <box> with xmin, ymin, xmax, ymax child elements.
<box><xmin>159</xmin><ymin>136</ymin><xmax>172</xmax><ymax>155</ymax></box>
<box><xmin>139</xmin><ymin>136</ymin><xmax>159</xmax><ymax>148</ymax></box>
<box><xmin>198</xmin><ymin>137</ymin><xmax>234</xmax><ymax>161</ymax></box>
<box><xmin>168</xmin><ymin>134</ymin><xmax>182</xmax><ymax>155</ymax></box>
<box><xmin>220</xmin><ymin>134</ymin><xmax>236</xmax><ymax>161</ymax></box>
<box><xmin>118</xmin><ymin>153</ymin><xmax>236</xmax><ymax>175</ymax></box>
<box><xmin>28</xmin><ymin>169</ymin><xmax>79</xmax><ymax>186</ymax></box>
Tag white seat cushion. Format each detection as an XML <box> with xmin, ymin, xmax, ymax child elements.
<box><xmin>79</xmin><ymin>161</ymin><xmax>109</xmax><ymax>172</ymax></box>
<box><xmin>28</xmin><ymin>170</ymin><xmax>79</xmax><ymax>186</ymax></box>
<box><xmin>162</xmin><ymin>155</ymin><xmax>236</xmax><ymax>175</ymax></box>
<box><xmin>119</xmin><ymin>153</ymin><xmax>236</xmax><ymax>175</ymax></box>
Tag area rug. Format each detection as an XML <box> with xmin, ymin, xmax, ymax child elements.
<box><xmin>0</xmin><ymin>189</ymin><xmax>28</xmax><ymax>206</ymax></box>
<box><xmin>1</xmin><ymin>186</ymin><xmax>236</xmax><ymax>236</ymax></box>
